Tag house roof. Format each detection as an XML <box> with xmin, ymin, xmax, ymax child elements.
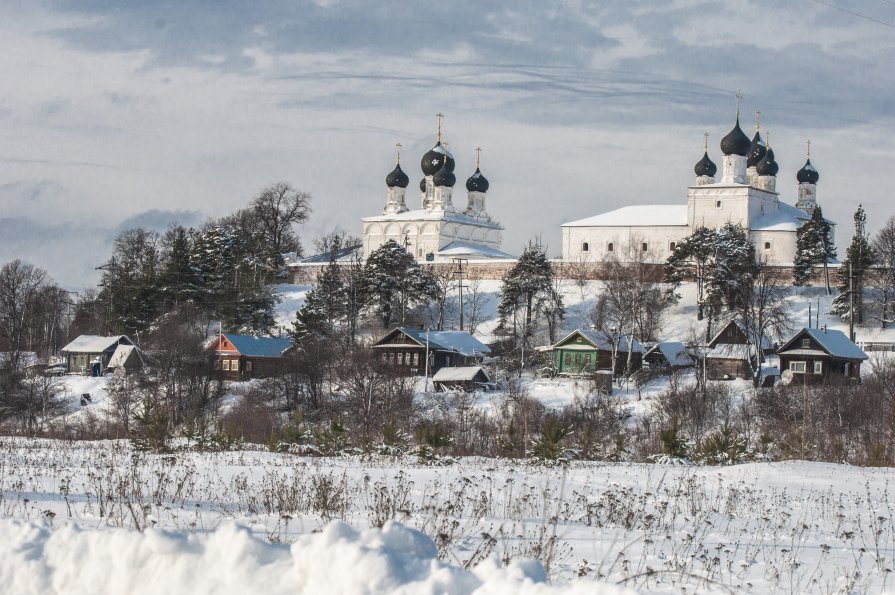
<box><xmin>106</xmin><ymin>344</ymin><xmax>143</xmax><ymax>369</ymax></box>
<box><xmin>361</xmin><ymin>209</ymin><xmax>503</xmax><ymax>230</ymax></box>
<box><xmin>707</xmin><ymin>320</ymin><xmax>771</xmax><ymax>350</ymax></box>
<box><xmin>554</xmin><ymin>329</ymin><xmax>645</xmax><ymax>353</ymax></box>
<box><xmin>562</xmin><ymin>205</ymin><xmax>688</xmax><ymax>228</ymax></box>
<box><xmin>432</xmin><ymin>366</ymin><xmax>490</xmax><ymax>382</ymax></box>
<box><xmin>778</xmin><ymin>328</ymin><xmax>868</xmax><ymax>360</ymax></box>
<box><xmin>220</xmin><ymin>334</ymin><xmax>293</xmax><ymax>358</ymax></box>
<box><xmin>436</xmin><ymin>241</ymin><xmax>515</xmax><ymax>260</ymax></box>
<box><xmin>645</xmin><ymin>342</ymin><xmax>694</xmax><ymax>366</ymax></box>
<box><xmin>61</xmin><ymin>335</ymin><xmax>132</xmax><ymax>354</ymax></box>
<box><xmin>376</xmin><ymin>328</ymin><xmax>491</xmax><ymax>357</ymax></box>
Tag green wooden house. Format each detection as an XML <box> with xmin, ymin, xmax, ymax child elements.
<box><xmin>552</xmin><ymin>329</ymin><xmax>644</xmax><ymax>376</ymax></box>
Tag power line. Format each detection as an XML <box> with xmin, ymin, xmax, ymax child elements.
<box><xmin>810</xmin><ymin>0</ymin><xmax>895</xmax><ymax>28</ymax></box>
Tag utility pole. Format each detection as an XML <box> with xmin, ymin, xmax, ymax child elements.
<box><xmin>451</xmin><ymin>257</ymin><xmax>468</xmax><ymax>331</ymax></box>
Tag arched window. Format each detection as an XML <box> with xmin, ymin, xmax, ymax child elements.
<box><xmin>582</xmin><ymin>242</ymin><xmax>589</xmax><ymax>252</ymax></box>
<box><xmin>607</xmin><ymin>242</ymin><xmax>614</xmax><ymax>252</ymax></box>
<box><xmin>669</xmin><ymin>242</ymin><xmax>676</xmax><ymax>252</ymax></box>
<box><xmin>764</xmin><ymin>241</ymin><xmax>771</xmax><ymax>251</ymax></box>
<box><xmin>716</xmin><ymin>200</ymin><xmax>722</xmax><ymax>208</ymax></box>
<box><xmin>642</xmin><ymin>242</ymin><xmax>648</xmax><ymax>252</ymax></box>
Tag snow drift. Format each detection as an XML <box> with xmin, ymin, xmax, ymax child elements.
<box><xmin>0</xmin><ymin>519</ymin><xmax>632</xmax><ymax>595</ymax></box>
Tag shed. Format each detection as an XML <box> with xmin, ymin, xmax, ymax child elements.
<box><xmin>104</xmin><ymin>344</ymin><xmax>145</xmax><ymax>374</ymax></box>
<box><xmin>432</xmin><ymin>366</ymin><xmax>490</xmax><ymax>392</ymax></box>
<box><xmin>644</xmin><ymin>342</ymin><xmax>694</xmax><ymax>370</ymax></box>
<box><xmin>61</xmin><ymin>335</ymin><xmax>134</xmax><ymax>375</ymax></box>
<box><xmin>777</xmin><ymin>327</ymin><xmax>868</xmax><ymax>385</ymax></box>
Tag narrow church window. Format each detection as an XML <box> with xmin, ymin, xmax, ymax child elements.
<box><xmin>716</xmin><ymin>200</ymin><xmax>722</xmax><ymax>208</ymax></box>
<box><xmin>607</xmin><ymin>242</ymin><xmax>614</xmax><ymax>252</ymax></box>
<box><xmin>642</xmin><ymin>242</ymin><xmax>648</xmax><ymax>252</ymax></box>
<box><xmin>669</xmin><ymin>242</ymin><xmax>676</xmax><ymax>252</ymax></box>
<box><xmin>582</xmin><ymin>242</ymin><xmax>589</xmax><ymax>252</ymax></box>
<box><xmin>764</xmin><ymin>242</ymin><xmax>771</xmax><ymax>251</ymax></box>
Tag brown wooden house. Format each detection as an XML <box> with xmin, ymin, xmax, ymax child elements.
<box><xmin>371</xmin><ymin>327</ymin><xmax>490</xmax><ymax>375</ymax></box>
<box><xmin>552</xmin><ymin>329</ymin><xmax>644</xmax><ymax>376</ymax></box>
<box><xmin>208</xmin><ymin>333</ymin><xmax>294</xmax><ymax>381</ymax></box>
<box><xmin>777</xmin><ymin>327</ymin><xmax>868</xmax><ymax>385</ymax></box>
<box><xmin>703</xmin><ymin>321</ymin><xmax>768</xmax><ymax>381</ymax></box>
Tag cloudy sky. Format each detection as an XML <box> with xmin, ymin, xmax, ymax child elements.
<box><xmin>2</xmin><ymin>0</ymin><xmax>895</xmax><ymax>289</ymax></box>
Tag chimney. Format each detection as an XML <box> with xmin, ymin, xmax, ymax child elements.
<box><xmin>822</xmin><ymin>324</ymin><xmax>827</xmax><ymax>333</ymax></box>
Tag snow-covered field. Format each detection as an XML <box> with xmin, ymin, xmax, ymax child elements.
<box><xmin>2</xmin><ymin>438</ymin><xmax>895</xmax><ymax>594</ymax></box>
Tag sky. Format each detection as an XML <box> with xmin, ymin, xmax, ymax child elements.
<box><xmin>2</xmin><ymin>0</ymin><xmax>895</xmax><ymax>289</ymax></box>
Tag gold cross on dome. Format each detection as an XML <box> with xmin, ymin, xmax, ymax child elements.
<box><xmin>806</xmin><ymin>139</ymin><xmax>811</xmax><ymax>158</ymax></box>
<box><xmin>755</xmin><ymin>109</ymin><xmax>761</xmax><ymax>131</ymax></box>
<box><xmin>735</xmin><ymin>90</ymin><xmax>743</xmax><ymax>118</ymax></box>
<box><xmin>435</xmin><ymin>112</ymin><xmax>444</xmax><ymax>142</ymax></box>
<box><xmin>395</xmin><ymin>143</ymin><xmax>402</xmax><ymax>164</ymax></box>
<box><xmin>475</xmin><ymin>146</ymin><xmax>482</xmax><ymax>168</ymax></box>
<box><xmin>703</xmin><ymin>132</ymin><xmax>709</xmax><ymax>152</ymax></box>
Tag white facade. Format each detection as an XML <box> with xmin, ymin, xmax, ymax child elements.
<box><xmin>562</xmin><ymin>119</ymin><xmax>834</xmax><ymax>266</ymax></box>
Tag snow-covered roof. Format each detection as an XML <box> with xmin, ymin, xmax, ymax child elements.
<box><xmin>390</xmin><ymin>328</ymin><xmax>491</xmax><ymax>356</ymax></box>
<box><xmin>432</xmin><ymin>366</ymin><xmax>489</xmax><ymax>382</ymax></box>
<box><xmin>750</xmin><ymin>202</ymin><xmax>809</xmax><ymax>232</ymax></box>
<box><xmin>562</xmin><ymin>205</ymin><xmax>688</xmax><ymax>228</ymax></box>
<box><xmin>555</xmin><ymin>329</ymin><xmax>645</xmax><ymax>353</ymax></box>
<box><xmin>61</xmin><ymin>335</ymin><xmax>132</xmax><ymax>354</ymax></box>
<box><xmin>291</xmin><ymin>244</ymin><xmax>362</xmax><ymax>266</ymax></box>
<box><xmin>704</xmin><ymin>343</ymin><xmax>755</xmax><ymax>360</ymax></box>
<box><xmin>645</xmin><ymin>342</ymin><xmax>694</xmax><ymax>366</ymax></box>
<box><xmin>106</xmin><ymin>344</ymin><xmax>143</xmax><ymax>369</ymax></box>
<box><xmin>362</xmin><ymin>209</ymin><xmax>502</xmax><ymax>230</ymax></box>
<box><xmin>778</xmin><ymin>328</ymin><xmax>868</xmax><ymax>360</ymax></box>
<box><xmin>219</xmin><ymin>334</ymin><xmax>293</xmax><ymax>358</ymax></box>
<box><xmin>437</xmin><ymin>241</ymin><xmax>515</xmax><ymax>259</ymax></box>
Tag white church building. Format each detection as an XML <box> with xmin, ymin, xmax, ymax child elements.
<box><xmin>361</xmin><ymin>120</ymin><xmax>513</xmax><ymax>263</ymax></box>
<box><xmin>561</xmin><ymin>112</ymin><xmax>830</xmax><ymax>265</ymax></box>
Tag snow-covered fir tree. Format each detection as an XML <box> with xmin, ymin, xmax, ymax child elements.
<box><xmin>293</xmin><ymin>246</ymin><xmax>347</xmax><ymax>338</ymax></box>
<box><xmin>832</xmin><ymin>205</ymin><xmax>877</xmax><ymax>324</ymax></box>
<box><xmin>498</xmin><ymin>241</ymin><xmax>559</xmax><ymax>340</ymax></box>
<box><xmin>793</xmin><ymin>206</ymin><xmax>836</xmax><ymax>287</ymax></box>
<box><xmin>362</xmin><ymin>239</ymin><xmax>438</xmax><ymax>328</ymax></box>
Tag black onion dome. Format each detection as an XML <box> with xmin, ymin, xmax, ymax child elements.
<box><xmin>421</xmin><ymin>143</ymin><xmax>455</xmax><ymax>176</ymax></box>
<box><xmin>466</xmin><ymin>168</ymin><xmax>490</xmax><ymax>192</ymax></box>
<box><xmin>385</xmin><ymin>163</ymin><xmax>409</xmax><ymax>188</ymax></box>
<box><xmin>797</xmin><ymin>159</ymin><xmax>820</xmax><ymax>184</ymax></box>
<box><xmin>433</xmin><ymin>161</ymin><xmax>456</xmax><ymax>187</ymax></box>
<box><xmin>746</xmin><ymin>131</ymin><xmax>767</xmax><ymax>167</ymax></box>
<box><xmin>694</xmin><ymin>152</ymin><xmax>717</xmax><ymax>177</ymax></box>
<box><xmin>756</xmin><ymin>147</ymin><xmax>779</xmax><ymax>176</ymax></box>
<box><xmin>419</xmin><ymin>178</ymin><xmax>427</xmax><ymax>192</ymax></box>
<box><xmin>720</xmin><ymin>118</ymin><xmax>751</xmax><ymax>156</ymax></box>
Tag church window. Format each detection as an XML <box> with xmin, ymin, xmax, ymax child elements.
<box><xmin>607</xmin><ymin>242</ymin><xmax>614</xmax><ymax>252</ymax></box>
<box><xmin>642</xmin><ymin>242</ymin><xmax>648</xmax><ymax>252</ymax></box>
<box><xmin>764</xmin><ymin>242</ymin><xmax>771</xmax><ymax>251</ymax></box>
<box><xmin>669</xmin><ymin>242</ymin><xmax>676</xmax><ymax>252</ymax></box>
<box><xmin>716</xmin><ymin>200</ymin><xmax>722</xmax><ymax>208</ymax></box>
<box><xmin>582</xmin><ymin>242</ymin><xmax>589</xmax><ymax>252</ymax></box>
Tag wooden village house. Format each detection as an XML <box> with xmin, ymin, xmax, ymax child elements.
<box><xmin>208</xmin><ymin>333</ymin><xmax>294</xmax><ymax>381</ymax></box>
<box><xmin>703</xmin><ymin>321</ymin><xmax>767</xmax><ymax>381</ymax></box>
<box><xmin>371</xmin><ymin>327</ymin><xmax>490</xmax><ymax>375</ymax></box>
<box><xmin>61</xmin><ymin>335</ymin><xmax>134</xmax><ymax>375</ymax></box>
<box><xmin>552</xmin><ymin>329</ymin><xmax>644</xmax><ymax>376</ymax></box>
<box><xmin>777</xmin><ymin>327</ymin><xmax>868</xmax><ymax>385</ymax></box>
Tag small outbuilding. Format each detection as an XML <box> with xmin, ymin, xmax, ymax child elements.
<box><xmin>104</xmin><ymin>344</ymin><xmax>145</xmax><ymax>374</ymax></box>
<box><xmin>61</xmin><ymin>335</ymin><xmax>134</xmax><ymax>375</ymax></box>
<box><xmin>208</xmin><ymin>333</ymin><xmax>294</xmax><ymax>381</ymax></box>
<box><xmin>432</xmin><ymin>366</ymin><xmax>491</xmax><ymax>392</ymax></box>
<box><xmin>552</xmin><ymin>329</ymin><xmax>644</xmax><ymax>376</ymax></box>
<box><xmin>777</xmin><ymin>327</ymin><xmax>868</xmax><ymax>384</ymax></box>
<box><xmin>644</xmin><ymin>342</ymin><xmax>694</xmax><ymax>370</ymax></box>
<box><xmin>372</xmin><ymin>327</ymin><xmax>491</xmax><ymax>375</ymax></box>
<box><xmin>703</xmin><ymin>321</ymin><xmax>766</xmax><ymax>381</ymax></box>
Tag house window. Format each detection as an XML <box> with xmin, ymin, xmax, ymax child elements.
<box><xmin>790</xmin><ymin>361</ymin><xmax>806</xmax><ymax>373</ymax></box>
<box><xmin>764</xmin><ymin>242</ymin><xmax>771</xmax><ymax>251</ymax></box>
<box><xmin>669</xmin><ymin>242</ymin><xmax>676</xmax><ymax>252</ymax></box>
<box><xmin>607</xmin><ymin>242</ymin><xmax>614</xmax><ymax>252</ymax></box>
<box><xmin>716</xmin><ymin>200</ymin><xmax>722</xmax><ymax>208</ymax></box>
<box><xmin>801</xmin><ymin>339</ymin><xmax>810</xmax><ymax>349</ymax></box>
<box><xmin>642</xmin><ymin>242</ymin><xmax>648</xmax><ymax>252</ymax></box>
<box><xmin>564</xmin><ymin>353</ymin><xmax>571</xmax><ymax>365</ymax></box>
<box><xmin>388</xmin><ymin>352</ymin><xmax>394</xmax><ymax>364</ymax></box>
<box><xmin>445</xmin><ymin>355</ymin><xmax>452</xmax><ymax>366</ymax></box>
<box><xmin>584</xmin><ymin>353</ymin><xmax>591</xmax><ymax>365</ymax></box>
<box><xmin>582</xmin><ymin>242</ymin><xmax>589</xmax><ymax>252</ymax></box>
<box><xmin>413</xmin><ymin>353</ymin><xmax>419</xmax><ymax>366</ymax></box>
<box><xmin>844</xmin><ymin>363</ymin><xmax>851</xmax><ymax>376</ymax></box>
<box><xmin>246</xmin><ymin>360</ymin><xmax>253</xmax><ymax>372</ymax></box>
<box><xmin>231</xmin><ymin>359</ymin><xmax>239</xmax><ymax>371</ymax></box>
<box><xmin>574</xmin><ymin>353</ymin><xmax>581</xmax><ymax>365</ymax></box>
<box><xmin>813</xmin><ymin>361</ymin><xmax>822</xmax><ymax>374</ymax></box>
<box><xmin>222</xmin><ymin>360</ymin><xmax>231</xmax><ymax>371</ymax></box>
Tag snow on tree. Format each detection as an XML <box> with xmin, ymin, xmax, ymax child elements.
<box><xmin>497</xmin><ymin>241</ymin><xmax>560</xmax><ymax>342</ymax></box>
<box><xmin>293</xmin><ymin>240</ymin><xmax>347</xmax><ymax>338</ymax></box>
<box><xmin>793</xmin><ymin>206</ymin><xmax>836</xmax><ymax>288</ymax></box>
<box><xmin>832</xmin><ymin>205</ymin><xmax>877</xmax><ymax>324</ymax></box>
<box><xmin>362</xmin><ymin>240</ymin><xmax>438</xmax><ymax>328</ymax></box>
<box><xmin>664</xmin><ymin>227</ymin><xmax>717</xmax><ymax>321</ymax></box>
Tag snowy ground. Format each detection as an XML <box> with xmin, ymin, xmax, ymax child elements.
<box><xmin>1</xmin><ymin>438</ymin><xmax>894</xmax><ymax>593</ymax></box>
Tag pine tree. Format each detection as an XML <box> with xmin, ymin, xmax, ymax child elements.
<box><xmin>293</xmin><ymin>246</ymin><xmax>346</xmax><ymax>338</ymax></box>
<box><xmin>832</xmin><ymin>205</ymin><xmax>877</xmax><ymax>324</ymax></box>
<box><xmin>498</xmin><ymin>241</ymin><xmax>557</xmax><ymax>339</ymax></box>
<box><xmin>793</xmin><ymin>207</ymin><xmax>836</xmax><ymax>287</ymax></box>
<box><xmin>362</xmin><ymin>240</ymin><xmax>438</xmax><ymax>328</ymax></box>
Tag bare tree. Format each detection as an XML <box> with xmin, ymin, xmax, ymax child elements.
<box><xmin>867</xmin><ymin>217</ymin><xmax>895</xmax><ymax>328</ymax></box>
<box><xmin>464</xmin><ymin>279</ymin><xmax>491</xmax><ymax>335</ymax></box>
<box><xmin>252</xmin><ymin>182</ymin><xmax>312</xmax><ymax>263</ymax></box>
<box><xmin>0</xmin><ymin>260</ymin><xmax>49</xmax><ymax>374</ymax></box>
